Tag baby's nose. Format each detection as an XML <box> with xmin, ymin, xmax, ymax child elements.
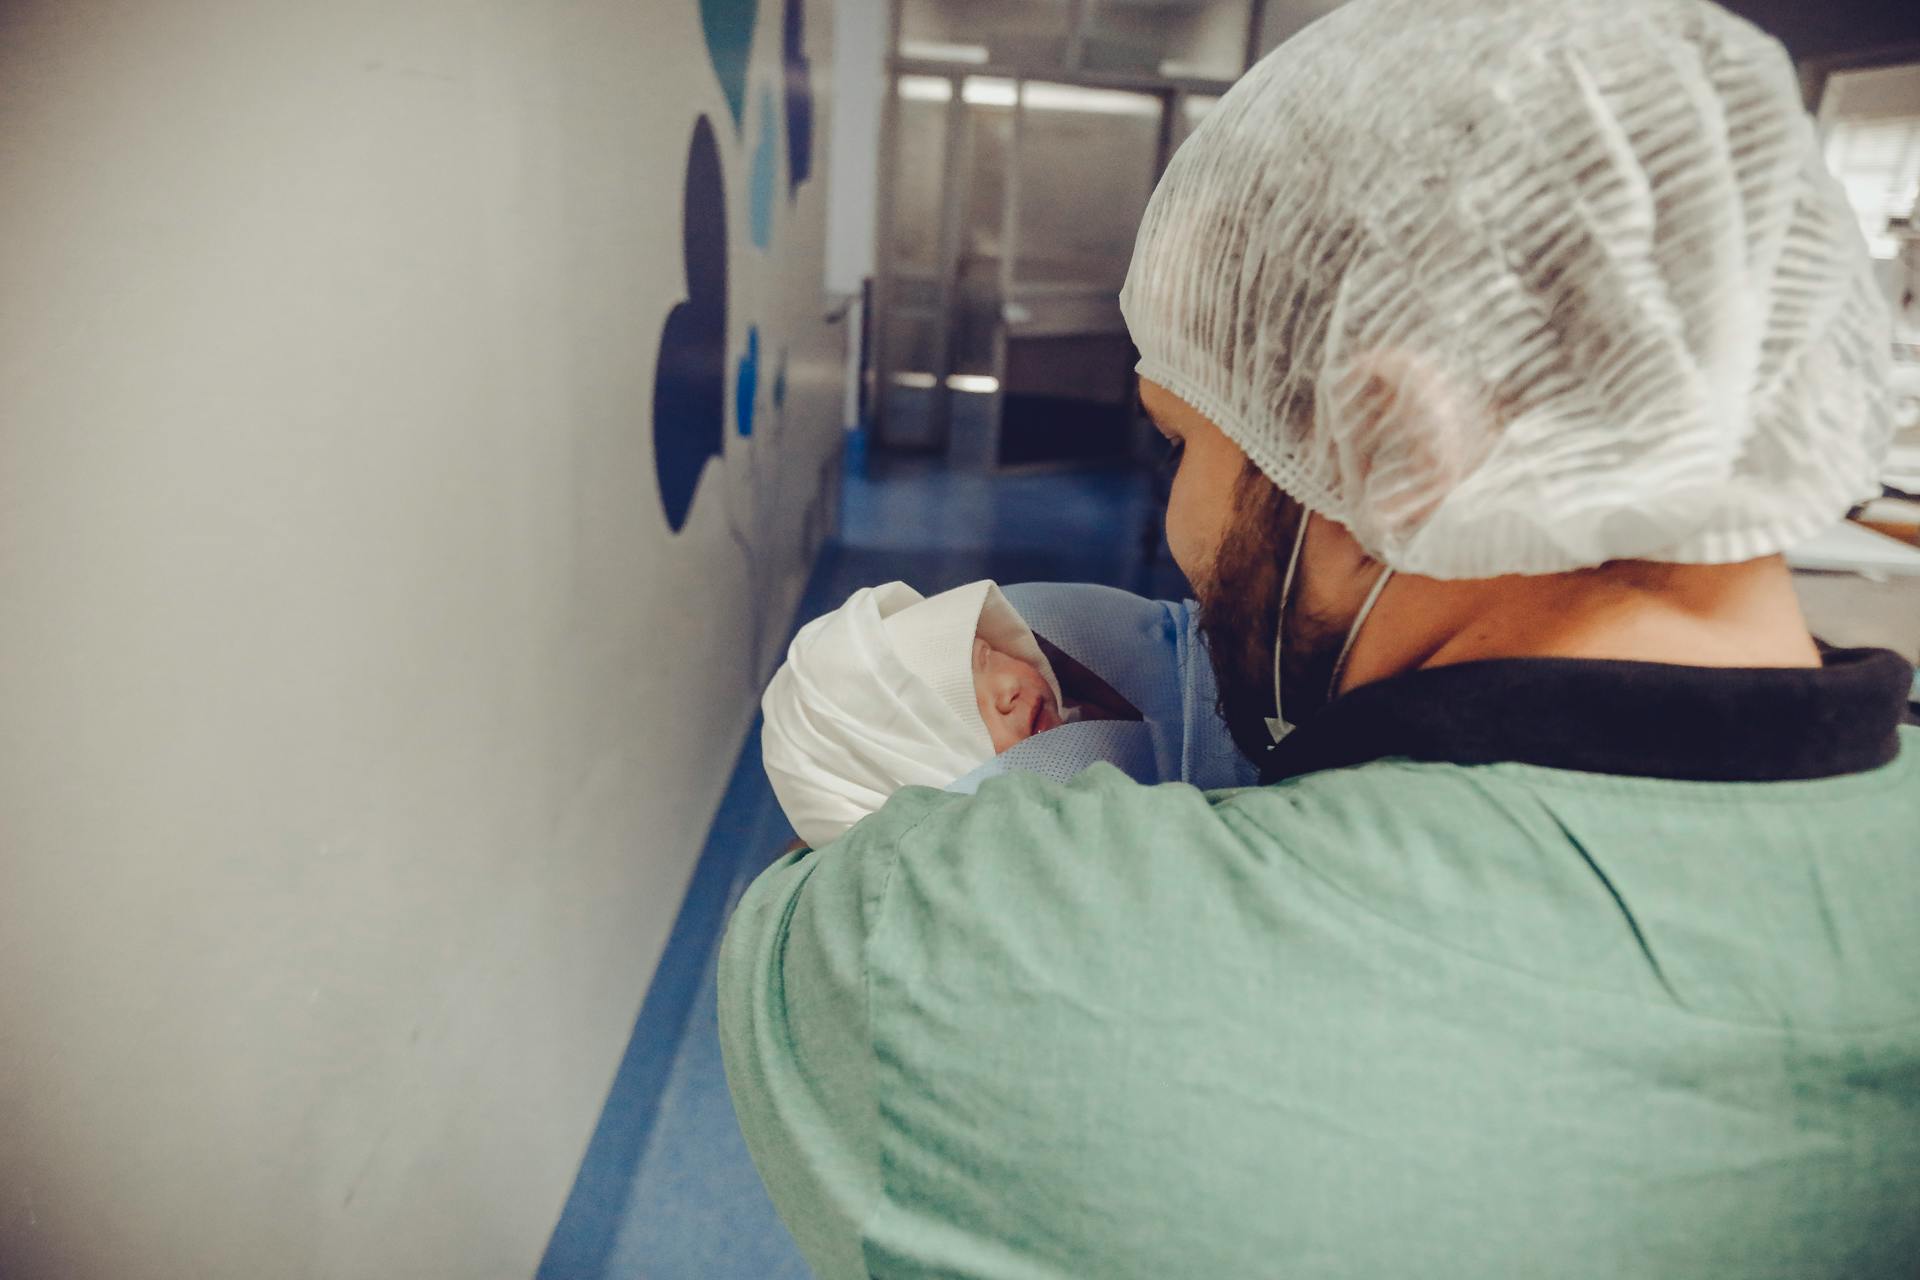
<box><xmin>992</xmin><ymin>680</ymin><xmax>1023</xmax><ymax>714</ymax></box>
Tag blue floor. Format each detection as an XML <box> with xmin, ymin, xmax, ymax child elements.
<box><xmin>537</xmin><ymin>449</ymin><xmax>1187</xmax><ymax>1280</ymax></box>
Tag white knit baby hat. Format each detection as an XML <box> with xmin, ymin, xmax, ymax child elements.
<box><xmin>1119</xmin><ymin>0</ymin><xmax>1894</xmax><ymax>579</ymax></box>
<box><xmin>761</xmin><ymin>581</ymin><xmax>1063</xmax><ymax>848</ymax></box>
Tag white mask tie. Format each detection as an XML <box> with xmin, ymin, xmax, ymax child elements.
<box><xmin>1266</xmin><ymin>511</ymin><xmax>1395</xmax><ymax>744</ymax></box>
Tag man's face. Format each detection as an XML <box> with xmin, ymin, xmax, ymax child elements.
<box><xmin>1138</xmin><ymin>379</ymin><xmax>1249</xmax><ymax>589</ymax></box>
<box><xmin>1138</xmin><ymin>379</ymin><xmax>1354</xmax><ymax>762</ymax></box>
<box><xmin>972</xmin><ymin>637</ymin><xmax>1064</xmax><ymax>753</ymax></box>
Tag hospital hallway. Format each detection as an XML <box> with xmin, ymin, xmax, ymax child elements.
<box><xmin>6</xmin><ymin>0</ymin><xmax>1920</xmax><ymax>1275</ymax></box>
<box><xmin>534</xmin><ymin>451</ymin><xmax>1190</xmax><ymax>1280</ymax></box>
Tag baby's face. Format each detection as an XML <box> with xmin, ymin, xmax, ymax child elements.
<box><xmin>972</xmin><ymin>637</ymin><xmax>1063</xmax><ymax>752</ymax></box>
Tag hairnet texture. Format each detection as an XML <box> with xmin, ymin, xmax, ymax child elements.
<box><xmin>1120</xmin><ymin>0</ymin><xmax>1894</xmax><ymax>578</ymax></box>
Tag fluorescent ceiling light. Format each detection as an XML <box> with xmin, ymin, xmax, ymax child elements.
<box><xmin>945</xmin><ymin>374</ymin><xmax>1001</xmax><ymax>393</ymax></box>
<box><xmin>962</xmin><ymin>77</ymin><xmax>1019</xmax><ymax>107</ymax></box>
<box><xmin>900</xmin><ymin>38</ymin><xmax>990</xmax><ymax>64</ymax></box>
<box><xmin>898</xmin><ymin>75</ymin><xmax>954</xmax><ymax>103</ymax></box>
<box><xmin>888</xmin><ymin>373</ymin><xmax>1002</xmax><ymax>393</ymax></box>
<box><xmin>1022</xmin><ymin>83</ymin><xmax>1161</xmax><ymax>117</ymax></box>
<box><xmin>908</xmin><ymin>77</ymin><xmax>1162</xmax><ymax>116</ymax></box>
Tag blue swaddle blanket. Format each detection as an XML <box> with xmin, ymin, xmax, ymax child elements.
<box><xmin>947</xmin><ymin>582</ymin><xmax>1257</xmax><ymax>794</ymax></box>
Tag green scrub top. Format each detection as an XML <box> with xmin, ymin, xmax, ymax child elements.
<box><xmin>719</xmin><ymin>722</ymin><xmax>1920</xmax><ymax>1278</ymax></box>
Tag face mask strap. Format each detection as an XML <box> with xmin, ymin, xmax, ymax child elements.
<box><xmin>1266</xmin><ymin>512</ymin><xmax>1395</xmax><ymax>745</ymax></box>
<box><xmin>1327</xmin><ymin>564</ymin><xmax>1394</xmax><ymax>702</ymax></box>
<box><xmin>1265</xmin><ymin>508</ymin><xmax>1314</xmax><ymax>744</ymax></box>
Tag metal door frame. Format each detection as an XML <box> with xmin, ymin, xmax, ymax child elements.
<box><xmin>870</xmin><ymin>0</ymin><xmax>1266</xmax><ymax>459</ymax></box>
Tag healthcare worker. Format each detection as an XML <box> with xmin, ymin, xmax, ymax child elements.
<box><xmin>718</xmin><ymin>0</ymin><xmax>1920</xmax><ymax>1274</ymax></box>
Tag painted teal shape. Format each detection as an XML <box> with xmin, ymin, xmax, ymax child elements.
<box><xmin>736</xmin><ymin>326</ymin><xmax>760</xmax><ymax>437</ymax></box>
<box><xmin>749</xmin><ymin>89</ymin><xmax>776</xmax><ymax>250</ymax></box>
<box><xmin>700</xmin><ymin>0</ymin><xmax>757</xmax><ymax>130</ymax></box>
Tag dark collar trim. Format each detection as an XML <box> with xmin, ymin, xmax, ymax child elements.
<box><xmin>1260</xmin><ymin>648</ymin><xmax>1915</xmax><ymax>785</ymax></box>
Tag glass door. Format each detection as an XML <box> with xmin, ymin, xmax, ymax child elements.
<box><xmin>874</xmin><ymin>73</ymin><xmax>1178</xmax><ymax>466</ymax></box>
<box><xmin>875</xmin><ymin>74</ymin><xmax>1022</xmax><ymax>456</ymax></box>
<box><xmin>998</xmin><ymin>81</ymin><xmax>1164</xmax><ymax>467</ymax></box>
<box><xmin>874</xmin><ymin>74</ymin><xmax>957</xmax><ymax>450</ymax></box>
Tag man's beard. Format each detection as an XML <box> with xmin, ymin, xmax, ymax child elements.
<box><xmin>1192</xmin><ymin>463</ymin><xmax>1348</xmax><ymax>765</ymax></box>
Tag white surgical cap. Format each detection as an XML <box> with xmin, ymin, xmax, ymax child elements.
<box><xmin>761</xmin><ymin>581</ymin><xmax>1061</xmax><ymax>848</ymax></box>
<box><xmin>1120</xmin><ymin>0</ymin><xmax>1895</xmax><ymax>579</ymax></box>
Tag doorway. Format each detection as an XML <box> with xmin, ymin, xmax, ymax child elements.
<box><xmin>871</xmin><ymin>0</ymin><xmax>1252</xmax><ymax>469</ymax></box>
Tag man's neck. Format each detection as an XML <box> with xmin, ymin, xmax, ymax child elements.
<box><xmin>1342</xmin><ymin>555</ymin><xmax>1822</xmax><ymax>694</ymax></box>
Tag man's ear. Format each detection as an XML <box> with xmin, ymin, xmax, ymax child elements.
<box><xmin>1326</xmin><ymin>346</ymin><xmax>1491</xmax><ymax>536</ymax></box>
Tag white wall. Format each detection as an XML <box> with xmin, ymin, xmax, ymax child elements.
<box><xmin>826</xmin><ymin>0</ymin><xmax>888</xmax><ymax>296</ymax></box>
<box><xmin>0</xmin><ymin>1</ymin><xmax>841</xmax><ymax>1277</ymax></box>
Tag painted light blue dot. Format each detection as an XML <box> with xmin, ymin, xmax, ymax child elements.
<box><xmin>749</xmin><ymin>90</ymin><xmax>776</xmax><ymax>251</ymax></box>
<box><xmin>736</xmin><ymin>326</ymin><xmax>760</xmax><ymax>437</ymax></box>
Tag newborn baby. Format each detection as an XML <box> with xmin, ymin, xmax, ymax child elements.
<box><xmin>761</xmin><ymin>580</ymin><xmax>1075</xmax><ymax>847</ymax></box>
<box><xmin>761</xmin><ymin>578</ymin><xmax>1251</xmax><ymax>848</ymax></box>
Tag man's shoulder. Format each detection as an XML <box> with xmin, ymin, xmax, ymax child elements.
<box><xmin>844</xmin><ymin>766</ymin><xmax>1331</xmax><ymax>972</ymax></box>
<box><xmin>854</xmin><ymin>757</ymin><xmax>1496</xmax><ymax>867</ymax></box>
<box><xmin>882</xmin><ymin>763</ymin><xmax>1244</xmax><ymax>862</ymax></box>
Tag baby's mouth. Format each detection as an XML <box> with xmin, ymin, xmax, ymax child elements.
<box><xmin>1029</xmin><ymin>695</ymin><xmax>1058</xmax><ymax>737</ymax></box>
